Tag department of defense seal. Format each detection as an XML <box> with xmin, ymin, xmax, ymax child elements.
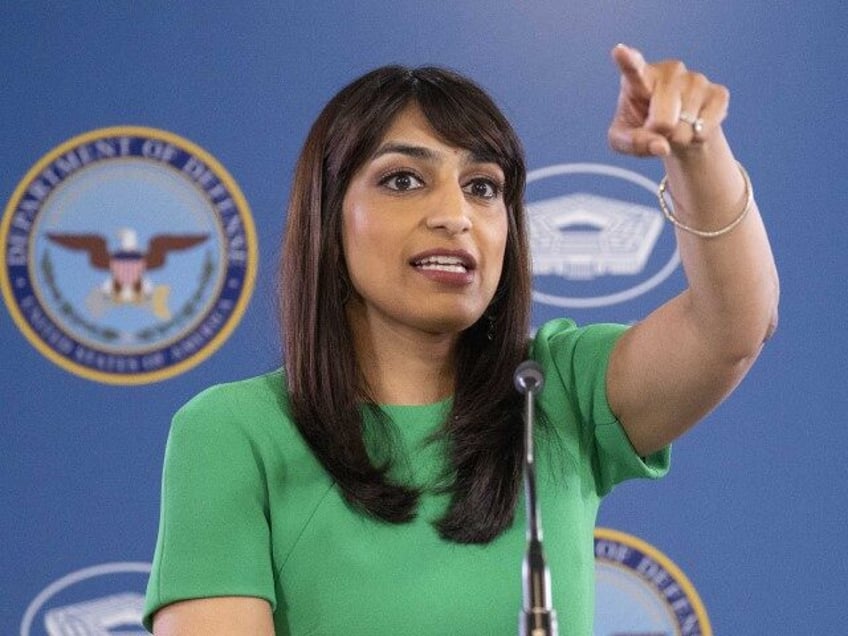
<box><xmin>0</xmin><ymin>126</ymin><xmax>257</xmax><ymax>384</ymax></box>
<box><xmin>594</xmin><ymin>527</ymin><xmax>712</xmax><ymax>635</ymax></box>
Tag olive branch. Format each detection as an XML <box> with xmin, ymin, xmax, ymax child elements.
<box><xmin>40</xmin><ymin>250</ymin><xmax>120</xmax><ymax>342</ymax></box>
<box><xmin>135</xmin><ymin>250</ymin><xmax>216</xmax><ymax>342</ymax></box>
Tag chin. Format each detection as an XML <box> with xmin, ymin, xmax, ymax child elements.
<box><xmin>416</xmin><ymin>311</ymin><xmax>483</xmax><ymax>336</ymax></box>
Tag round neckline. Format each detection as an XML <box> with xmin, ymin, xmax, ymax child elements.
<box><xmin>378</xmin><ymin>396</ymin><xmax>453</xmax><ymax>415</ymax></box>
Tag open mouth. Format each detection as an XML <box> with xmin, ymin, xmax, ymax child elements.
<box><xmin>412</xmin><ymin>255</ymin><xmax>471</xmax><ymax>274</ymax></box>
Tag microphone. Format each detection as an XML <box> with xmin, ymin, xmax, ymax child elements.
<box><xmin>514</xmin><ymin>360</ymin><xmax>544</xmax><ymax>395</ymax></box>
<box><xmin>514</xmin><ymin>360</ymin><xmax>558</xmax><ymax>636</ymax></box>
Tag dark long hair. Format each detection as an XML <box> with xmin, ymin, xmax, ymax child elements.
<box><xmin>280</xmin><ymin>65</ymin><xmax>531</xmax><ymax>543</ymax></box>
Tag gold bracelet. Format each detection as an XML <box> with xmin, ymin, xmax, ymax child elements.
<box><xmin>657</xmin><ymin>161</ymin><xmax>754</xmax><ymax>238</ymax></box>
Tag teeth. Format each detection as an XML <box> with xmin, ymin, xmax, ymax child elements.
<box><xmin>420</xmin><ymin>263</ymin><xmax>467</xmax><ymax>273</ymax></box>
<box><xmin>415</xmin><ymin>256</ymin><xmax>468</xmax><ymax>273</ymax></box>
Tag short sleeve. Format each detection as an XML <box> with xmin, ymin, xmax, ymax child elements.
<box><xmin>532</xmin><ymin>318</ymin><xmax>670</xmax><ymax>497</ymax></box>
<box><xmin>143</xmin><ymin>385</ymin><xmax>276</xmax><ymax>631</ymax></box>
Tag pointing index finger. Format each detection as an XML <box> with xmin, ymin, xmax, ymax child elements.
<box><xmin>612</xmin><ymin>43</ymin><xmax>653</xmax><ymax>98</ymax></box>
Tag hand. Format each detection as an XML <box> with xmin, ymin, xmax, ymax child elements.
<box><xmin>607</xmin><ymin>44</ymin><xmax>730</xmax><ymax>158</ymax></box>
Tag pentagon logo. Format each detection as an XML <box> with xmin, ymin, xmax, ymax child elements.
<box><xmin>20</xmin><ymin>562</ymin><xmax>150</xmax><ymax>636</ymax></box>
<box><xmin>527</xmin><ymin>163</ymin><xmax>680</xmax><ymax>309</ymax></box>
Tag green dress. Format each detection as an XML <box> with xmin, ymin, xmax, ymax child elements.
<box><xmin>143</xmin><ymin>318</ymin><xmax>670</xmax><ymax>635</ymax></box>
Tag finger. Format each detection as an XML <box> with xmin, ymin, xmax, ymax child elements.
<box><xmin>611</xmin><ymin>43</ymin><xmax>653</xmax><ymax>98</ymax></box>
<box><xmin>694</xmin><ymin>83</ymin><xmax>730</xmax><ymax>140</ymax></box>
<box><xmin>670</xmin><ymin>72</ymin><xmax>711</xmax><ymax>145</ymax></box>
<box><xmin>644</xmin><ymin>61</ymin><xmax>688</xmax><ymax>137</ymax></box>
<box><xmin>608</xmin><ymin>124</ymin><xmax>671</xmax><ymax>157</ymax></box>
<box><xmin>672</xmin><ymin>77</ymin><xmax>729</xmax><ymax>145</ymax></box>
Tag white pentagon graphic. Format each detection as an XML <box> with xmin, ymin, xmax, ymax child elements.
<box><xmin>528</xmin><ymin>192</ymin><xmax>663</xmax><ymax>281</ymax></box>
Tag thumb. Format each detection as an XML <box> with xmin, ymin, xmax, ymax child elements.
<box><xmin>608</xmin><ymin>123</ymin><xmax>670</xmax><ymax>157</ymax></box>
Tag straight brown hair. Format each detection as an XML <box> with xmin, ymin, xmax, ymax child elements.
<box><xmin>280</xmin><ymin>65</ymin><xmax>531</xmax><ymax>543</ymax></box>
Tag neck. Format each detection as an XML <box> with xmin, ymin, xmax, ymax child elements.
<box><xmin>348</xmin><ymin>307</ymin><xmax>459</xmax><ymax>406</ymax></box>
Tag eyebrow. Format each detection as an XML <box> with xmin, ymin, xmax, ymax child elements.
<box><xmin>370</xmin><ymin>142</ymin><xmax>498</xmax><ymax>168</ymax></box>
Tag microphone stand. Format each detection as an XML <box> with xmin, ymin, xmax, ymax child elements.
<box><xmin>514</xmin><ymin>360</ymin><xmax>558</xmax><ymax>636</ymax></box>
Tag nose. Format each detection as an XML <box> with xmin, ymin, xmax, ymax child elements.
<box><xmin>425</xmin><ymin>184</ymin><xmax>472</xmax><ymax>235</ymax></box>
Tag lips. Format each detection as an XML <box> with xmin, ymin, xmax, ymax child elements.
<box><xmin>409</xmin><ymin>249</ymin><xmax>476</xmax><ymax>285</ymax></box>
<box><xmin>410</xmin><ymin>250</ymin><xmax>476</xmax><ymax>273</ymax></box>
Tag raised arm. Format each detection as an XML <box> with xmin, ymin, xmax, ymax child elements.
<box><xmin>604</xmin><ymin>44</ymin><xmax>779</xmax><ymax>456</ymax></box>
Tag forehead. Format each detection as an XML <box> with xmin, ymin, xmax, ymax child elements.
<box><xmin>375</xmin><ymin>103</ymin><xmax>499</xmax><ymax>167</ymax></box>
<box><xmin>379</xmin><ymin>104</ymin><xmax>451</xmax><ymax>148</ymax></box>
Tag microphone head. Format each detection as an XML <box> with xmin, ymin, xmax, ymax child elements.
<box><xmin>514</xmin><ymin>360</ymin><xmax>544</xmax><ymax>394</ymax></box>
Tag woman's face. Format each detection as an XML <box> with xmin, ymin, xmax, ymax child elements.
<box><xmin>341</xmin><ymin>103</ymin><xmax>509</xmax><ymax>339</ymax></box>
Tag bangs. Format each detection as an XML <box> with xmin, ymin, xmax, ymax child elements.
<box><xmin>413</xmin><ymin>71</ymin><xmax>524</xmax><ymax>203</ymax></box>
<box><xmin>324</xmin><ymin>65</ymin><xmax>525</xmax><ymax>207</ymax></box>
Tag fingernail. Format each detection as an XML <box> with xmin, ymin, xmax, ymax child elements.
<box><xmin>649</xmin><ymin>139</ymin><xmax>669</xmax><ymax>156</ymax></box>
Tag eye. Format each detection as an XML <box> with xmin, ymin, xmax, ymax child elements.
<box><xmin>463</xmin><ymin>177</ymin><xmax>502</xmax><ymax>200</ymax></box>
<box><xmin>379</xmin><ymin>170</ymin><xmax>424</xmax><ymax>192</ymax></box>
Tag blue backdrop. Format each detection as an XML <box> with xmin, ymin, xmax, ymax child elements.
<box><xmin>2</xmin><ymin>3</ymin><xmax>846</xmax><ymax>634</ymax></box>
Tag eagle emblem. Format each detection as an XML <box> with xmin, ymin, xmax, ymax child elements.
<box><xmin>46</xmin><ymin>228</ymin><xmax>209</xmax><ymax>320</ymax></box>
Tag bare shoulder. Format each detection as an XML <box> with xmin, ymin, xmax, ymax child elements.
<box><xmin>153</xmin><ymin>596</ymin><xmax>274</xmax><ymax>636</ymax></box>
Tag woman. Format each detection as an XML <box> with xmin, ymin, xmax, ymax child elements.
<box><xmin>143</xmin><ymin>44</ymin><xmax>778</xmax><ymax>635</ymax></box>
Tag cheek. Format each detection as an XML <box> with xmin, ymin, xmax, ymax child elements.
<box><xmin>480</xmin><ymin>219</ymin><xmax>509</xmax><ymax>303</ymax></box>
<box><xmin>342</xmin><ymin>199</ymin><xmax>378</xmax><ymax>262</ymax></box>
<box><xmin>487</xmin><ymin>217</ymin><xmax>509</xmax><ymax>277</ymax></box>
<box><xmin>342</xmin><ymin>201</ymin><xmax>366</xmax><ymax>244</ymax></box>
<box><xmin>342</xmin><ymin>186</ymin><xmax>394</xmax><ymax>245</ymax></box>
<box><xmin>342</xmin><ymin>200</ymin><xmax>393</xmax><ymax>289</ymax></box>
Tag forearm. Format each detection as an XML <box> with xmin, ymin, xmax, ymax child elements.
<box><xmin>608</xmin><ymin>133</ymin><xmax>780</xmax><ymax>455</ymax></box>
<box><xmin>606</xmin><ymin>45</ymin><xmax>780</xmax><ymax>453</ymax></box>
<box><xmin>662</xmin><ymin>131</ymin><xmax>779</xmax><ymax>360</ymax></box>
